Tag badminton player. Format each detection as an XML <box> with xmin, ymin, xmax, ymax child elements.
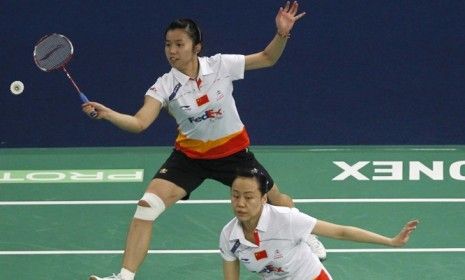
<box><xmin>220</xmin><ymin>168</ymin><xmax>420</xmax><ymax>280</ymax></box>
<box><xmin>84</xmin><ymin>2</ymin><xmax>321</xmax><ymax>280</ymax></box>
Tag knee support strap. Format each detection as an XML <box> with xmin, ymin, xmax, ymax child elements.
<box><xmin>133</xmin><ymin>192</ymin><xmax>166</xmax><ymax>221</ymax></box>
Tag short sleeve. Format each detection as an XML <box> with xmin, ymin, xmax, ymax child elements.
<box><xmin>220</xmin><ymin>54</ymin><xmax>245</xmax><ymax>81</ymax></box>
<box><xmin>290</xmin><ymin>208</ymin><xmax>317</xmax><ymax>240</ymax></box>
<box><xmin>219</xmin><ymin>229</ymin><xmax>238</xmax><ymax>262</ymax></box>
<box><xmin>145</xmin><ymin>78</ymin><xmax>167</xmax><ymax>107</ymax></box>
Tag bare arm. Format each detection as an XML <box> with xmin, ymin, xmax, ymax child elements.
<box><xmin>223</xmin><ymin>260</ymin><xmax>240</xmax><ymax>280</ymax></box>
<box><xmin>82</xmin><ymin>96</ymin><xmax>162</xmax><ymax>133</ymax></box>
<box><xmin>245</xmin><ymin>1</ymin><xmax>306</xmax><ymax>70</ymax></box>
<box><xmin>312</xmin><ymin>220</ymin><xmax>419</xmax><ymax>247</ymax></box>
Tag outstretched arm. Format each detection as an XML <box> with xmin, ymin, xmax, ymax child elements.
<box><xmin>82</xmin><ymin>96</ymin><xmax>162</xmax><ymax>133</ymax></box>
<box><xmin>223</xmin><ymin>260</ymin><xmax>240</xmax><ymax>280</ymax></box>
<box><xmin>312</xmin><ymin>219</ymin><xmax>419</xmax><ymax>247</ymax></box>
<box><xmin>245</xmin><ymin>1</ymin><xmax>306</xmax><ymax>70</ymax></box>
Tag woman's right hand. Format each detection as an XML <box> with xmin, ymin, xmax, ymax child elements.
<box><xmin>82</xmin><ymin>101</ymin><xmax>110</xmax><ymax>119</ymax></box>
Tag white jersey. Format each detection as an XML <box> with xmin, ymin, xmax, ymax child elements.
<box><xmin>145</xmin><ymin>54</ymin><xmax>249</xmax><ymax>159</ymax></box>
<box><xmin>219</xmin><ymin>204</ymin><xmax>324</xmax><ymax>279</ymax></box>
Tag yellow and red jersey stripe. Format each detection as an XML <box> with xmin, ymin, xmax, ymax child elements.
<box><xmin>175</xmin><ymin>128</ymin><xmax>249</xmax><ymax>159</ymax></box>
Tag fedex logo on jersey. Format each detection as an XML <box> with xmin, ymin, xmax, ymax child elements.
<box><xmin>188</xmin><ymin>108</ymin><xmax>223</xmax><ymax>123</ymax></box>
<box><xmin>259</xmin><ymin>264</ymin><xmax>284</xmax><ymax>274</ymax></box>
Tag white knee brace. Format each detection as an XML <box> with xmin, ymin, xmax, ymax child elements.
<box><xmin>133</xmin><ymin>192</ymin><xmax>166</xmax><ymax>221</ymax></box>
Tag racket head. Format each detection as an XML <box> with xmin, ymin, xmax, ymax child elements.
<box><xmin>33</xmin><ymin>33</ymin><xmax>74</xmax><ymax>72</ymax></box>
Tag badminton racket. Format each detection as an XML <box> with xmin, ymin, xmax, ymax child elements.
<box><xmin>33</xmin><ymin>33</ymin><xmax>97</xmax><ymax>117</ymax></box>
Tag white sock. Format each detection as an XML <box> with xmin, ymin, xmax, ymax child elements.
<box><xmin>120</xmin><ymin>268</ymin><xmax>135</xmax><ymax>280</ymax></box>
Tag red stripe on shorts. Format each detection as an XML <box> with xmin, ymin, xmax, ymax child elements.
<box><xmin>314</xmin><ymin>269</ymin><xmax>330</xmax><ymax>280</ymax></box>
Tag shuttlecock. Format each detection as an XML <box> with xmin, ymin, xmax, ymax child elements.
<box><xmin>10</xmin><ymin>81</ymin><xmax>24</xmax><ymax>95</ymax></box>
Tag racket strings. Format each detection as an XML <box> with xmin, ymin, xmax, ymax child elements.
<box><xmin>34</xmin><ymin>34</ymin><xmax>73</xmax><ymax>71</ymax></box>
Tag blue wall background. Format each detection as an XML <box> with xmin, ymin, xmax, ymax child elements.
<box><xmin>1</xmin><ymin>0</ymin><xmax>464</xmax><ymax>147</ymax></box>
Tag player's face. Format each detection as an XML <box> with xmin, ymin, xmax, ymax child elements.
<box><xmin>231</xmin><ymin>177</ymin><xmax>267</xmax><ymax>224</ymax></box>
<box><xmin>165</xmin><ymin>29</ymin><xmax>199</xmax><ymax>73</ymax></box>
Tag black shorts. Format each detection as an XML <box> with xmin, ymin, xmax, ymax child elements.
<box><xmin>153</xmin><ymin>148</ymin><xmax>274</xmax><ymax>200</ymax></box>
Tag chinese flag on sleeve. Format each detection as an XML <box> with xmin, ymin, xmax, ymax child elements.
<box><xmin>196</xmin><ymin>94</ymin><xmax>209</xmax><ymax>106</ymax></box>
<box><xmin>254</xmin><ymin>250</ymin><xmax>268</xmax><ymax>261</ymax></box>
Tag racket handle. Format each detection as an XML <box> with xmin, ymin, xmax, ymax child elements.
<box><xmin>79</xmin><ymin>92</ymin><xmax>97</xmax><ymax>118</ymax></box>
<box><xmin>79</xmin><ymin>92</ymin><xmax>90</xmax><ymax>103</ymax></box>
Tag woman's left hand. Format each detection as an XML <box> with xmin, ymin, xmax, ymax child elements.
<box><xmin>275</xmin><ymin>1</ymin><xmax>306</xmax><ymax>37</ymax></box>
<box><xmin>391</xmin><ymin>220</ymin><xmax>420</xmax><ymax>247</ymax></box>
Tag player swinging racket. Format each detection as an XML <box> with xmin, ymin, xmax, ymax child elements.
<box><xmin>84</xmin><ymin>2</ymin><xmax>324</xmax><ymax>280</ymax></box>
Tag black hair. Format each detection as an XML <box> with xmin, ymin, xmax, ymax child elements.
<box><xmin>164</xmin><ymin>18</ymin><xmax>202</xmax><ymax>45</ymax></box>
<box><xmin>235</xmin><ymin>168</ymin><xmax>271</xmax><ymax>196</ymax></box>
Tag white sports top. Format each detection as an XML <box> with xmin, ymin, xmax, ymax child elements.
<box><xmin>220</xmin><ymin>204</ymin><xmax>324</xmax><ymax>279</ymax></box>
<box><xmin>145</xmin><ymin>54</ymin><xmax>250</xmax><ymax>159</ymax></box>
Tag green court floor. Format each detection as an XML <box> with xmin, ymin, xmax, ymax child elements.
<box><xmin>1</xmin><ymin>146</ymin><xmax>464</xmax><ymax>279</ymax></box>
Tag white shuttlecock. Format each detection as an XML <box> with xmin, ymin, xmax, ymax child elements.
<box><xmin>10</xmin><ymin>81</ymin><xmax>24</xmax><ymax>95</ymax></box>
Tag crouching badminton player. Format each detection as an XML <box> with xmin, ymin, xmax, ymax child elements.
<box><xmin>220</xmin><ymin>168</ymin><xmax>419</xmax><ymax>280</ymax></box>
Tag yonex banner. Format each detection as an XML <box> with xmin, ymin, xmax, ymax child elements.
<box><xmin>332</xmin><ymin>161</ymin><xmax>465</xmax><ymax>181</ymax></box>
<box><xmin>0</xmin><ymin>169</ymin><xmax>144</xmax><ymax>183</ymax></box>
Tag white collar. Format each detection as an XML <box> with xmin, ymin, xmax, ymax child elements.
<box><xmin>170</xmin><ymin>56</ymin><xmax>213</xmax><ymax>86</ymax></box>
<box><xmin>229</xmin><ymin>204</ymin><xmax>271</xmax><ymax>247</ymax></box>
